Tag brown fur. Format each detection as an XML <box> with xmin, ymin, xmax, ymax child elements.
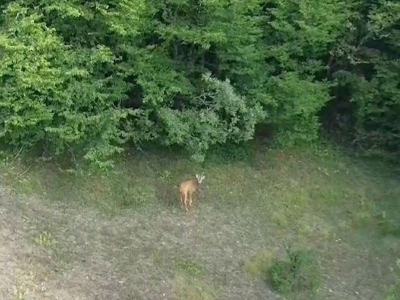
<box><xmin>179</xmin><ymin>174</ymin><xmax>205</xmax><ymax>212</ymax></box>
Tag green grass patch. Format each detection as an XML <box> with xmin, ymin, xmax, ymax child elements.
<box><xmin>175</xmin><ymin>258</ymin><xmax>205</xmax><ymax>278</ymax></box>
<box><xmin>385</xmin><ymin>260</ymin><xmax>400</xmax><ymax>300</ymax></box>
<box><xmin>270</xmin><ymin>249</ymin><xmax>321</xmax><ymax>298</ymax></box>
<box><xmin>173</xmin><ymin>276</ymin><xmax>217</xmax><ymax>300</ymax></box>
<box><xmin>243</xmin><ymin>250</ymin><xmax>274</xmax><ymax>280</ymax></box>
<box><xmin>34</xmin><ymin>231</ymin><xmax>57</xmax><ymax>249</ymax></box>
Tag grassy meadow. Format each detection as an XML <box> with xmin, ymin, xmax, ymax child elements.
<box><xmin>0</xmin><ymin>143</ymin><xmax>399</xmax><ymax>300</ymax></box>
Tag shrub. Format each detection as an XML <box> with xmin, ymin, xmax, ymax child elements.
<box><xmin>159</xmin><ymin>73</ymin><xmax>265</xmax><ymax>162</ymax></box>
<box><xmin>270</xmin><ymin>249</ymin><xmax>321</xmax><ymax>296</ymax></box>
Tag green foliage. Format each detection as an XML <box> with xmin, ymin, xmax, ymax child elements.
<box><xmin>259</xmin><ymin>0</ymin><xmax>352</xmax><ymax>146</ymax></box>
<box><xmin>0</xmin><ymin>0</ymin><xmax>399</xmax><ymax>163</ymax></box>
<box><xmin>270</xmin><ymin>249</ymin><xmax>321</xmax><ymax>296</ymax></box>
<box><xmin>0</xmin><ymin>2</ymin><xmax>127</xmax><ymax>167</ymax></box>
<box><xmin>266</xmin><ymin>73</ymin><xmax>330</xmax><ymax>146</ymax></box>
<box><xmin>159</xmin><ymin>73</ymin><xmax>264</xmax><ymax>161</ymax></box>
<box><xmin>263</xmin><ymin>0</ymin><xmax>352</xmax><ymax>68</ymax></box>
<box><xmin>327</xmin><ymin>0</ymin><xmax>400</xmax><ymax>156</ymax></box>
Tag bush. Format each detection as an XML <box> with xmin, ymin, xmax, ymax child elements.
<box><xmin>159</xmin><ymin>73</ymin><xmax>265</xmax><ymax>162</ymax></box>
<box><xmin>270</xmin><ymin>249</ymin><xmax>321</xmax><ymax>296</ymax></box>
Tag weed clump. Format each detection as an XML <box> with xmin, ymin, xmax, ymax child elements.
<box><xmin>269</xmin><ymin>249</ymin><xmax>321</xmax><ymax>296</ymax></box>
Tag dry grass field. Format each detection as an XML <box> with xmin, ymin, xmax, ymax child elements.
<box><xmin>0</xmin><ymin>145</ymin><xmax>399</xmax><ymax>300</ymax></box>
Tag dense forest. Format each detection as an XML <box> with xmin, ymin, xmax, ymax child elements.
<box><xmin>0</xmin><ymin>0</ymin><xmax>399</xmax><ymax>165</ymax></box>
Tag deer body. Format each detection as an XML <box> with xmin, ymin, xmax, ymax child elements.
<box><xmin>179</xmin><ymin>174</ymin><xmax>205</xmax><ymax>211</ymax></box>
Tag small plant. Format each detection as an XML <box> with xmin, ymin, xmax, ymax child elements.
<box><xmin>13</xmin><ymin>290</ymin><xmax>26</xmax><ymax>300</ymax></box>
<box><xmin>175</xmin><ymin>258</ymin><xmax>204</xmax><ymax>278</ymax></box>
<box><xmin>13</xmin><ymin>283</ymin><xmax>28</xmax><ymax>300</ymax></box>
<box><xmin>34</xmin><ymin>231</ymin><xmax>56</xmax><ymax>248</ymax></box>
<box><xmin>13</xmin><ymin>291</ymin><xmax>26</xmax><ymax>300</ymax></box>
<box><xmin>269</xmin><ymin>248</ymin><xmax>321</xmax><ymax>296</ymax></box>
<box><xmin>160</xmin><ymin>170</ymin><xmax>171</xmax><ymax>180</ymax></box>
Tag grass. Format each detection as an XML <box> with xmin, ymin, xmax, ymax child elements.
<box><xmin>243</xmin><ymin>250</ymin><xmax>274</xmax><ymax>280</ymax></box>
<box><xmin>175</xmin><ymin>258</ymin><xmax>205</xmax><ymax>278</ymax></box>
<box><xmin>385</xmin><ymin>260</ymin><xmax>400</xmax><ymax>300</ymax></box>
<box><xmin>0</xmin><ymin>142</ymin><xmax>399</xmax><ymax>299</ymax></box>
<box><xmin>173</xmin><ymin>276</ymin><xmax>217</xmax><ymax>300</ymax></box>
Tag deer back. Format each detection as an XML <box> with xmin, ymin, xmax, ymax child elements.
<box><xmin>180</xmin><ymin>179</ymin><xmax>199</xmax><ymax>194</ymax></box>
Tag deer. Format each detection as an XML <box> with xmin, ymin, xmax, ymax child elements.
<box><xmin>179</xmin><ymin>174</ymin><xmax>205</xmax><ymax>212</ymax></box>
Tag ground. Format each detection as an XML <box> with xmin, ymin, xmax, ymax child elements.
<box><xmin>0</xmin><ymin>145</ymin><xmax>399</xmax><ymax>300</ymax></box>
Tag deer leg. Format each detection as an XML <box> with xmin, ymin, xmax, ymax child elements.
<box><xmin>179</xmin><ymin>192</ymin><xmax>184</xmax><ymax>209</ymax></box>
<box><xmin>189</xmin><ymin>191</ymin><xmax>193</xmax><ymax>207</ymax></box>
<box><xmin>183</xmin><ymin>193</ymin><xmax>189</xmax><ymax>212</ymax></box>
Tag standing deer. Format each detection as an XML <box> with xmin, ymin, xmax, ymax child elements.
<box><xmin>179</xmin><ymin>174</ymin><xmax>205</xmax><ymax>212</ymax></box>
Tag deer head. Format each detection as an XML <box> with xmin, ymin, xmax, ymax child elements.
<box><xmin>195</xmin><ymin>174</ymin><xmax>205</xmax><ymax>184</ymax></box>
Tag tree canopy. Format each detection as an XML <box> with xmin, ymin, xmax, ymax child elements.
<box><xmin>1</xmin><ymin>0</ymin><xmax>399</xmax><ymax>165</ymax></box>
